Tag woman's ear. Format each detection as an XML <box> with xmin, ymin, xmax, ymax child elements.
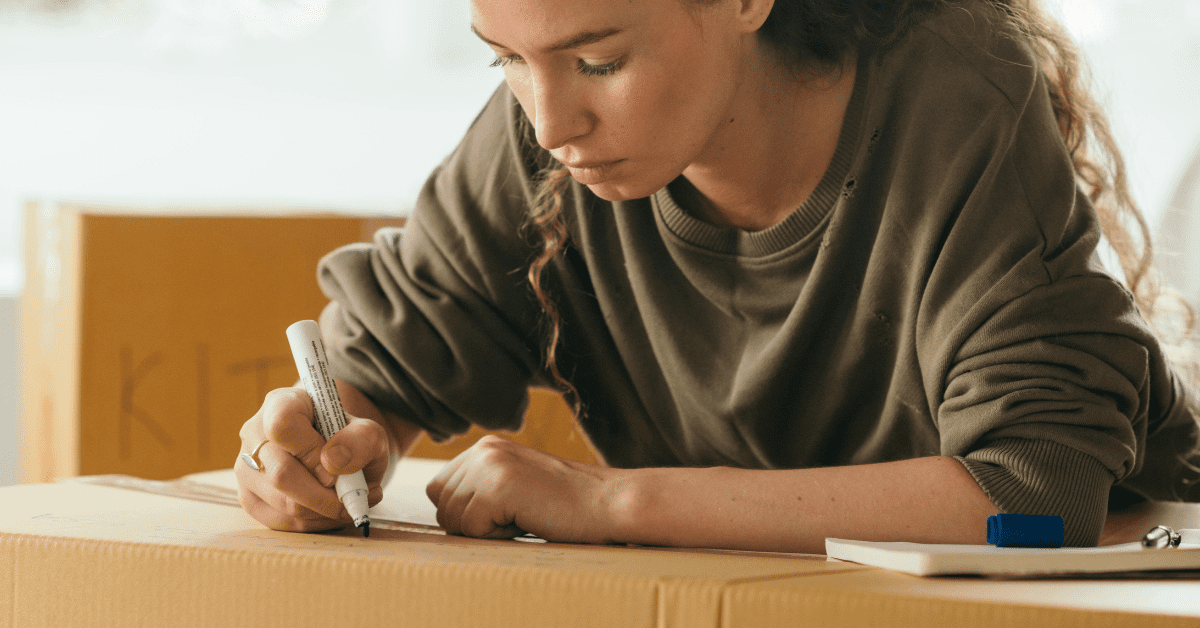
<box><xmin>736</xmin><ymin>0</ymin><xmax>775</xmax><ymax>32</ymax></box>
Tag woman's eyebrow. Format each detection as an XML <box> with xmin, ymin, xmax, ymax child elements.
<box><xmin>470</xmin><ymin>24</ymin><xmax>623</xmax><ymax>53</ymax></box>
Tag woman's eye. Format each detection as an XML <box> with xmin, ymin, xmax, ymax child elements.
<box><xmin>489</xmin><ymin>55</ymin><xmax>524</xmax><ymax>68</ymax></box>
<box><xmin>576</xmin><ymin>59</ymin><xmax>622</xmax><ymax>77</ymax></box>
<box><xmin>489</xmin><ymin>54</ymin><xmax>622</xmax><ymax>77</ymax></box>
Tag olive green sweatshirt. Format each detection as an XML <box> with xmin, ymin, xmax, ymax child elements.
<box><xmin>316</xmin><ymin>1</ymin><xmax>1200</xmax><ymax>546</ymax></box>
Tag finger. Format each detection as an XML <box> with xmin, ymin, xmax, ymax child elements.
<box><xmin>321</xmin><ymin>417</ymin><xmax>389</xmax><ymax>480</ymax></box>
<box><xmin>459</xmin><ymin>490</ymin><xmax>525</xmax><ymax>539</ymax></box>
<box><xmin>426</xmin><ymin>451</ymin><xmax>468</xmax><ymax>509</ymax></box>
<box><xmin>235</xmin><ymin>396</ymin><xmax>341</xmax><ymax>531</ymax></box>
<box><xmin>238</xmin><ymin>485</ymin><xmax>343</xmax><ymax>533</ymax></box>
<box><xmin>257</xmin><ymin>440</ymin><xmax>349</xmax><ymax>521</ymax></box>
<box><xmin>441</xmin><ymin>441</ymin><xmax>524</xmax><ymax>539</ymax></box>
<box><xmin>260</xmin><ymin>388</ymin><xmax>336</xmax><ymax>487</ymax></box>
<box><xmin>238</xmin><ymin>408</ymin><xmax>265</xmax><ymax>448</ymax></box>
<box><xmin>234</xmin><ymin>454</ymin><xmax>334</xmax><ymax>528</ymax></box>
<box><xmin>428</xmin><ymin>438</ymin><xmax>512</xmax><ymax>530</ymax></box>
<box><xmin>439</xmin><ymin>478</ymin><xmax>476</xmax><ymax>535</ymax></box>
<box><xmin>432</xmin><ymin>435</ymin><xmax>518</xmax><ymax>521</ymax></box>
<box><xmin>367</xmin><ymin>483</ymin><xmax>385</xmax><ymax>509</ymax></box>
<box><xmin>431</xmin><ymin>458</ymin><xmax>474</xmax><ymax>532</ymax></box>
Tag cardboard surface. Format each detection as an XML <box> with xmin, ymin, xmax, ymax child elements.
<box><xmin>0</xmin><ymin>481</ymin><xmax>852</xmax><ymax>628</ymax></box>
<box><xmin>3</xmin><ymin>462</ymin><xmax>1200</xmax><ymax>627</ymax></box>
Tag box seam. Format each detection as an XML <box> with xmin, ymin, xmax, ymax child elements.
<box><xmin>651</xmin><ymin>567</ymin><xmax>864</xmax><ymax>628</ymax></box>
<box><xmin>716</xmin><ymin>568</ymin><xmax>878</xmax><ymax>628</ymax></box>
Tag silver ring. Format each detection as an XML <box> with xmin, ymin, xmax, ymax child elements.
<box><xmin>239</xmin><ymin>439</ymin><xmax>269</xmax><ymax>472</ymax></box>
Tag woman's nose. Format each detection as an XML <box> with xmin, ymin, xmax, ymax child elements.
<box><xmin>529</xmin><ymin>74</ymin><xmax>592</xmax><ymax>151</ymax></box>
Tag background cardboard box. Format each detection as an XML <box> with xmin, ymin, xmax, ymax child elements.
<box><xmin>20</xmin><ymin>203</ymin><xmax>592</xmax><ymax>483</ymax></box>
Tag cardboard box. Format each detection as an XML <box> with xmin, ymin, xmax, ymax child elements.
<box><xmin>20</xmin><ymin>204</ymin><xmax>591</xmax><ymax>484</ymax></box>
<box><xmin>0</xmin><ymin>475</ymin><xmax>852</xmax><ymax>627</ymax></box>
<box><xmin>1</xmin><ymin>462</ymin><xmax>1197</xmax><ymax>627</ymax></box>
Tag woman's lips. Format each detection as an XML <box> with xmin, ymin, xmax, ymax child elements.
<box><xmin>564</xmin><ymin>159</ymin><xmax>624</xmax><ymax>185</ymax></box>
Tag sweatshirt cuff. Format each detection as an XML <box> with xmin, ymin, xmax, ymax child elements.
<box><xmin>955</xmin><ymin>438</ymin><xmax>1114</xmax><ymax>547</ymax></box>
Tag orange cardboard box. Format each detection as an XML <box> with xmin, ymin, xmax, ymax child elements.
<box><xmin>1</xmin><ymin>460</ymin><xmax>1196</xmax><ymax>627</ymax></box>
<box><xmin>0</xmin><ymin>459</ymin><xmax>860</xmax><ymax>628</ymax></box>
<box><xmin>19</xmin><ymin>203</ymin><xmax>591</xmax><ymax>484</ymax></box>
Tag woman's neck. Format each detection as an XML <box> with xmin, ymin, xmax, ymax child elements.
<box><xmin>678</xmin><ymin>51</ymin><xmax>857</xmax><ymax>232</ymax></box>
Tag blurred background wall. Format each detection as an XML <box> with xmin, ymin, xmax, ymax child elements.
<box><xmin>1</xmin><ymin>0</ymin><xmax>1198</xmax><ymax>486</ymax></box>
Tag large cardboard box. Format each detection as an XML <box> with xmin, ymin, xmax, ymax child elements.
<box><xmin>1</xmin><ymin>463</ymin><xmax>1197</xmax><ymax>627</ymax></box>
<box><xmin>19</xmin><ymin>203</ymin><xmax>592</xmax><ymax>483</ymax></box>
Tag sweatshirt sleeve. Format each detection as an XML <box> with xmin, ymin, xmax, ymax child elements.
<box><xmin>940</xmin><ymin>270</ymin><xmax>1200</xmax><ymax>546</ymax></box>
<box><xmin>316</xmin><ymin>83</ymin><xmax>551</xmax><ymax>441</ymax></box>
<box><xmin>936</xmin><ymin>273</ymin><xmax>1159</xmax><ymax>547</ymax></box>
<box><xmin>903</xmin><ymin>26</ymin><xmax>1187</xmax><ymax>545</ymax></box>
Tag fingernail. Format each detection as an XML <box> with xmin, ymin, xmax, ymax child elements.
<box><xmin>324</xmin><ymin>445</ymin><xmax>351</xmax><ymax>472</ymax></box>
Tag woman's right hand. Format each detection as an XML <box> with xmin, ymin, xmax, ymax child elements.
<box><xmin>235</xmin><ymin>386</ymin><xmax>391</xmax><ymax>532</ymax></box>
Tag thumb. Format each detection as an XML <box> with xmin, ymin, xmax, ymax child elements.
<box><xmin>320</xmin><ymin>417</ymin><xmax>389</xmax><ymax>479</ymax></box>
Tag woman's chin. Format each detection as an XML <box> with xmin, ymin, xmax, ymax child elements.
<box><xmin>580</xmin><ymin>178</ymin><xmax>665</xmax><ymax>203</ymax></box>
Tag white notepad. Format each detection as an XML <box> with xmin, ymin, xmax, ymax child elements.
<box><xmin>826</xmin><ymin>537</ymin><xmax>1200</xmax><ymax>577</ymax></box>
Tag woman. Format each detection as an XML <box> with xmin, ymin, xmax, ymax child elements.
<box><xmin>235</xmin><ymin>0</ymin><xmax>1200</xmax><ymax>552</ymax></box>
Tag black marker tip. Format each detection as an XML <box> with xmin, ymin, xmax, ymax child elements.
<box><xmin>360</xmin><ymin>522</ymin><xmax>370</xmax><ymax>538</ymax></box>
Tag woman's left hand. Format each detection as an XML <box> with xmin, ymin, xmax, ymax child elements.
<box><xmin>426</xmin><ymin>435</ymin><xmax>620</xmax><ymax>544</ymax></box>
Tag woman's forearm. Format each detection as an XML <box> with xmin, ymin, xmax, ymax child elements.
<box><xmin>604</xmin><ymin>456</ymin><xmax>998</xmax><ymax>554</ymax></box>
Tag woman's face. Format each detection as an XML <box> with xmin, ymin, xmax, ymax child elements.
<box><xmin>470</xmin><ymin>0</ymin><xmax>752</xmax><ymax>201</ymax></box>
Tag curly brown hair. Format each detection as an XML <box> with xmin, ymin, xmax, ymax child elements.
<box><xmin>524</xmin><ymin>0</ymin><xmax>1191</xmax><ymax>417</ymax></box>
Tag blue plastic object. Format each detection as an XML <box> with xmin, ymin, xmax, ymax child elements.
<box><xmin>986</xmin><ymin>514</ymin><xmax>1065</xmax><ymax>548</ymax></box>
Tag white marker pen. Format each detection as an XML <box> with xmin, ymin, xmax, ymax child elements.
<box><xmin>286</xmin><ymin>319</ymin><xmax>371</xmax><ymax>537</ymax></box>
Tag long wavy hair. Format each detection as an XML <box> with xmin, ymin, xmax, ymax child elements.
<box><xmin>524</xmin><ymin>0</ymin><xmax>1196</xmax><ymax>415</ymax></box>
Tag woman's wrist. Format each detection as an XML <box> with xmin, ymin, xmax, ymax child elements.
<box><xmin>597</xmin><ymin>466</ymin><xmax>654</xmax><ymax>545</ymax></box>
<box><xmin>597</xmin><ymin>466</ymin><xmax>707</xmax><ymax>547</ymax></box>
